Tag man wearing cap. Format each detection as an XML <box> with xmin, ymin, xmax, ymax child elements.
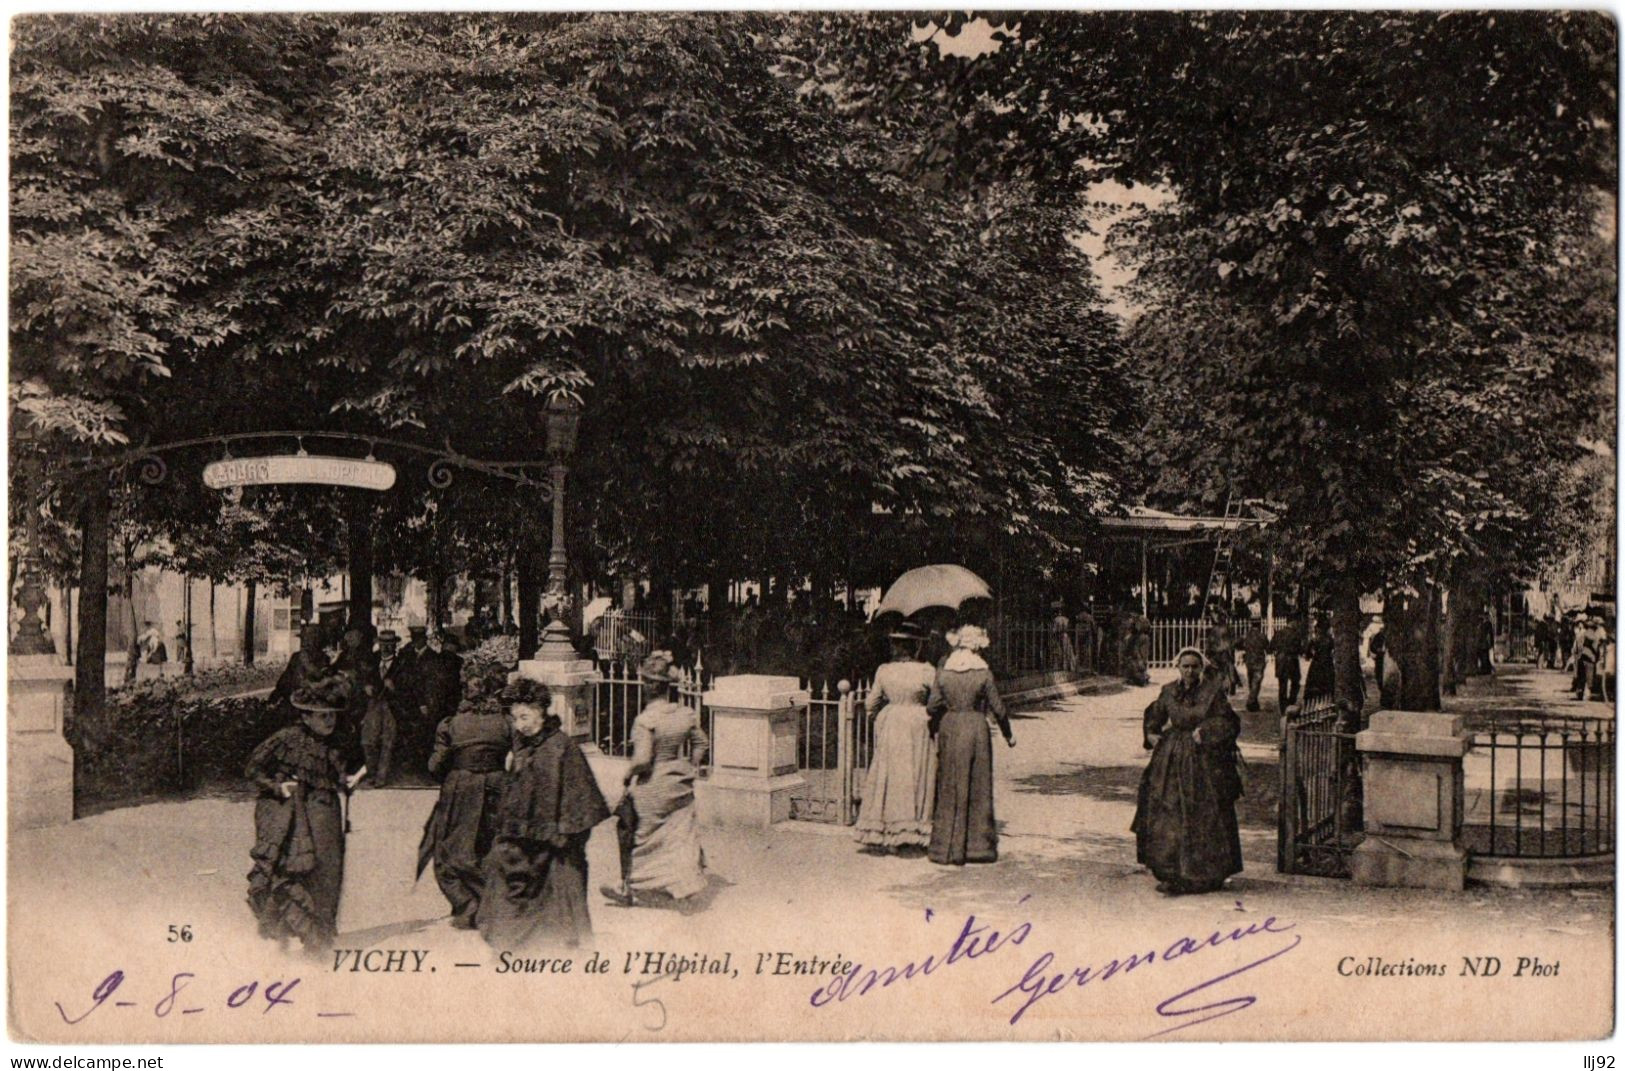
<box><xmin>1573</xmin><ymin>614</ymin><xmax>1602</xmax><ymax>701</ymax></box>
<box><xmin>1239</xmin><ymin>621</ymin><xmax>1270</xmax><ymax>713</ymax></box>
<box><xmin>1269</xmin><ymin>617</ymin><xmax>1305</xmax><ymax>708</ymax></box>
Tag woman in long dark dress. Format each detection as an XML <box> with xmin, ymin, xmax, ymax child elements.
<box><xmin>928</xmin><ymin>625</ymin><xmax>1015</xmax><ymax>866</ymax></box>
<box><xmin>245</xmin><ymin>677</ymin><xmax>363</xmax><ymax>954</ymax></box>
<box><xmin>478</xmin><ymin>679</ymin><xmax>611</xmax><ymax>949</ymax></box>
<box><xmin>417</xmin><ymin>667</ymin><xmax>511</xmax><ymax>928</ymax></box>
<box><xmin>1131</xmin><ymin>647</ymin><xmax>1244</xmax><ymax>895</ymax></box>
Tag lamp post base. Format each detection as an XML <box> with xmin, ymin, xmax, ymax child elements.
<box><xmin>521</xmin><ymin>620</ymin><xmax>596</xmax><ymax>748</ymax></box>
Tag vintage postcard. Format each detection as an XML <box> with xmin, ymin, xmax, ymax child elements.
<box><xmin>7</xmin><ymin>9</ymin><xmax>1616</xmax><ymax>1046</ymax></box>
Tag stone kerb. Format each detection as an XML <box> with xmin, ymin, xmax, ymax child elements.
<box><xmin>696</xmin><ymin>674</ymin><xmax>809</xmax><ymax>829</ymax></box>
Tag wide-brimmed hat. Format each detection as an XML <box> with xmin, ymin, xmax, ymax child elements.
<box><xmin>638</xmin><ymin>649</ymin><xmax>679</xmax><ymax>684</ymax></box>
<box><xmin>886</xmin><ymin>621</ymin><xmax>925</xmax><ymax>642</ymax></box>
<box><xmin>291</xmin><ymin>675</ymin><xmax>351</xmax><ymax>713</ymax></box>
<box><xmin>377</xmin><ymin>629</ymin><xmax>400</xmax><ymax>646</ymax></box>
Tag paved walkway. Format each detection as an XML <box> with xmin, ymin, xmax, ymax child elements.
<box><xmin>10</xmin><ymin>662</ymin><xmax>1612</xmax><ymax>1041</ymax></box>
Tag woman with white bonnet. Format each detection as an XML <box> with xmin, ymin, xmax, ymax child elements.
<box><xmin>1131</xmin><ymin>645</ymin><xmax>1244</xmax><ymax>895</ymax></box>
<box><xmin>927</xmin><ymin>624</ymin><xmax>1015</xmax><ymax>866</ymax></box>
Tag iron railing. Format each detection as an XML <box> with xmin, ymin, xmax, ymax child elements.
<box><xmin>1278</xmin><ymin>695</ymin><xmax>1363</xmax><ymax>877</ymax></box>
<box><xmin>988</xmin><ymin>620</ymin><xmax>1098</xmax><ymax>677</ymax></box>
<box><xmin>1148</xmin><ymin>616</ymin><xmax>1267</xmax><ymax>669</ymax></box>
<box><xmin>1463</xmin><ymin>713</ymin><xmax>1614</xmax><ymax>859</ymax></box>
<box><xmin>593</xmin><ymin>609</ymin><xmax>659</xmax><ymax>663</ymax></box>
<box><xmin>587</xmin><ymin>658</ymin><xmax>870</xmax><ymax>825</ymax></box>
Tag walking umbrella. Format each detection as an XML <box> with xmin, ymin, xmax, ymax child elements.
<box><xmin>873</xmin><ymin>565</ymin><xmax>993</xmax><ymax>619</ymax></box>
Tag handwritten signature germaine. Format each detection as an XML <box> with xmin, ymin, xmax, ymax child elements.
<box><xmin>809</xmin><ymin>898</ymin><xmax>1301</xmax><ymax>1038</ymax></box>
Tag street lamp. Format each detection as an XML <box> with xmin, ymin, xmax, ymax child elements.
<box><xmin>534</xmin><ymin>391</ymin><xmax>583</xmax><ymax>663</ymax></box>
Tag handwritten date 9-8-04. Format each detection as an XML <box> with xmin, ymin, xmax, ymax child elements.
<box><xmin>54</xmin><ymin>970</ymin><xmax>324</xmax><ymax>1025</ymax></box>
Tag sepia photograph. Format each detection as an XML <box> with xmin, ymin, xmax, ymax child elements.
<box><xmin>5</xmin><ymin>8</ymin><xmax>1618</xmax><ymax>1048</ymax></box>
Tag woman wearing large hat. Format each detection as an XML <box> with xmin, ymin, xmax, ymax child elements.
<box><xmin>417</xmin><ymin>665</ymin><xmax>513</xmax><ymax>929</ymax></box>
<box><xmin>476</xmin><ymin>678</ymin><xmax>611</xmax><ymax>949</ymax></box>
<box><xmin>602</xmin><ymin>651</ymin><xmax>710</xmax><ymax>908</ymax></box>
<box><xmin>854</xmin><ymin>621</ymin><xmax>938</xmax><ymax>853</ymax></box>
<box><xmin>244</xmin><ymin>675</ymin><xmax>362</xmax><ymax>954</ymax></box>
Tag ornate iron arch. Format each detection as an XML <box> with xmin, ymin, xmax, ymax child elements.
<box><xmin>47</xmin><ymin>430</ymin><xmax>557</xmax><ymax>497</ymax></box>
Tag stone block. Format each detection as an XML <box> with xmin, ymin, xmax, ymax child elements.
<box><xmin>1352</xmin><ymin>836</ymin><xmax>1468</xmax><ymax>891</ymax></box>
<box><xmin>9</xmin><ymin>655</ymin><xmax>76</xmax><ymax>831</ymax></box>
<box><xmin>1365</xmin><ymin>763</ymin><xmax>1444</xmax><ymax>832</ymax></box>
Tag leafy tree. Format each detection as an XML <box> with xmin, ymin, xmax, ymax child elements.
<box><xmin>803</xmin><ymin>10</ymin><xmax>1616</xmax><ymax>707</ymax></box>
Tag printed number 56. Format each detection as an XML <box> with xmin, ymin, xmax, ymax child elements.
<box><xmin>167</xmin><ymin>925</ymin><xmax>193</xmax><ymax>943</ymax></box>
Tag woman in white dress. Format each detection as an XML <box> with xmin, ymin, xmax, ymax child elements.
<box><xmin>602</xmin><ymin>651</ymin><xmax>710</xmax><ymax>907</ymax></box>
<box><xmin>855</xmin><ymin>622</ymin><xmax>938</xmax><ymax>852</ymax></box>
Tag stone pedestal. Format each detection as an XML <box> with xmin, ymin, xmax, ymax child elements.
<box><xmin>9</xmin><ymin>654</ymin><xmax>76</xmax><ymax>831</ymax></box>
<box><xmin>696</xmin><ymin>674</ymin><xmax>808</xmax><ymax>828</ymax></box>
<box><xmin>517</xmin><ymin>656</ymin><xmax>597</xmax><ymax>748</ymax></box>
<box><xmin>1351</xmin><ymin>711</ymin><xmax>1471</xmax><ymax>890</ymax></box>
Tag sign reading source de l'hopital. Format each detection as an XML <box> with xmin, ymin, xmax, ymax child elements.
<box><xmin>202</xmin><ymin>455</ymin><xmax>397</xmax><ymax>492</ymax></box>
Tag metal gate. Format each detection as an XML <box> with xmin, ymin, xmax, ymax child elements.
<box><xmin>1278</xmin><ymin>696</ymin><xmax>1363</xmax><ymax>877</ymax></box>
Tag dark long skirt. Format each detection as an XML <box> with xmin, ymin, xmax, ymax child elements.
<box><xmin>929</xmin><ymin>709</ymin><xmax>998</xmax><ymax>865</ymax></box>
<box><xmin>418</xmin><ymin>770</ymin><xmax>506</xmax><ymax>924</ymax></box>
<box><xmin>247</xmin><ymin>789</ymin><xmax>345</xmax><ymax>950</ymax></box>
<box><xmin>1131</xmin><ymin>730</ymin><xmax>1243</xmax><ymax>891</ymax></box>
<box><xmin>476</xmin><ymin>834</ymin><xmax>594</xmax><ymax>949</ymax></box>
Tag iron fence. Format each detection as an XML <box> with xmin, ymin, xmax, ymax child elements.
<box><xmin>586</xmin><ymin>658</ymin><xmax>871</xmax><ymax>825</ymax></box>
<box><xmin>1278</xmin><ymin>694</ymin><xmax>1363</xmax><ymax>877</ymax></box>
<box><xmin>593</xmin><ymin>609</ymin><xmax>658</xmax><ymax>662</ymax></box>
<box><xmin>1463</xmin><ymin>713</ymin><xmax>1614</xmax><ymax>859</ymax></box>
<box><xmin>988</xmin><ymin>620</ymin><xmax>1097</xmax><ymax>677</ymax></box>
<box><xmin>1148</xmin><ymin>616</ymin><xmax>1267</xmax><ymax>669</ymax></box>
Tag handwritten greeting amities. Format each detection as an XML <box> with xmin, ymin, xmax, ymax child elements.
<box><xmin>808</xmin><ymin>898</ymin><xmax>1302</xmax><ymax>1039</ymax></box>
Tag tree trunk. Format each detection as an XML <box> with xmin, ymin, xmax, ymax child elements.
<box><xmin>209</xmin><ymin>582</ymin><xmax>217</xmax><ymax>658</ymax></box>
<box><xmin>1330</xmin><ymin>588</ymin><xmax>1365</xmax><ymax>730</ymax></box>
<box><xmin>242</xmin><ymin>579</ymin><xmax>258</xmax><ymax>665</ymax></box>
<box><xmin>1443</xmin><ymin>570</ymin><xmax>1487</xmax><ymax>692</ymax></box>
<box><xmin>182</xmin><ymin>575</ymin><xmax>194</xmax><ymax>675</ymax></box>
<box><xmin>122</xmin><ymin>534</ymin><xmax>139</xmax><ymax>685</ymax></box>
<box><xmin>73</xmin><ymin>481</ymin><xmax>110</xmax><ymax>736</ymax></box>
<box><xmin>500</xmin><ymin>556</ymin><xmax>513</xmax><ymax>632</ymax></box>
<box><xmin>1385</xmin><ymin>585</ymin><xmax>1442</xmax><ymax>711</ymax></box>
<box><xmin>347</xmin><ymin>497</ymin><xmax>374</xmax><ymax>634</ymax></box>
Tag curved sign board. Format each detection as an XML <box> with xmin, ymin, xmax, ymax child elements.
<box><xmin>202</xmin><ymin>455</ymin><xmax>397</xmax><ymax>492</ymax></box>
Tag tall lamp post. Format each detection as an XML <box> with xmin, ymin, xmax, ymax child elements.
<box><xmin>533</xmin><ymin>391</ymin><xmax>583</xmax><ymax>663</ymax></box>
<box><xmin>8</xmin><ymin>423</ymin><xmax>75</xmax><ymax>831</ymax></box>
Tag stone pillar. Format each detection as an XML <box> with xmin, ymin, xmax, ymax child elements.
<box><xmin>517</xmin><ymin>648</ymin><xmax>597</xmax><ymax>750</ymax></box>
<box><xmin>1351</xmin><ymin>711</ymin><xmax>1471</xmax><ymax>890</ymax></box>
<box><xmin>696</xmin><ymin>674</ymin><xmax>808</xmax><ymax>828</ymax></box>
<box><xmin>9</xmin><ymin>655</ymin><xmax>76</xmax><ymax>831</ymax></box>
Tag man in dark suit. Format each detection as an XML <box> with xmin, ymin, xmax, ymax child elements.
<box><xmin>388</xmin><ymin>624</ymin><xmax>436</xmax><ymax>778</ymax></box>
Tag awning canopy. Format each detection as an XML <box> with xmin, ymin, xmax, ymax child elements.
<box><xmin>1099</xmin><ymin>506</ymin><xmax>1264</xmax><ymax>544</ymax></box>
